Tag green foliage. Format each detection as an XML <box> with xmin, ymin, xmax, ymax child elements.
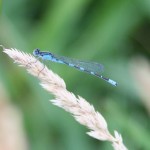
<box><xmin>0</xmin><ymin>0</ymin><xmax>150</xmax><ymax>150</ymax></box>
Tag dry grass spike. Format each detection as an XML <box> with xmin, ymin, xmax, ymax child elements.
<box><xmin>3</xmin><ymin>46</ymin><xmax>128</xmax><ymax>150</ymax></box>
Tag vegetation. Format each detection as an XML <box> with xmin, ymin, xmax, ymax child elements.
<box><xmin>0</xmin><ymin>0</ymin><xmax>150</xmax><ymax>150</ymax></box>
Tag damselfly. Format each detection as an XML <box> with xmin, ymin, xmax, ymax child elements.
<box><xmin>33</xmin><ymin>49</ymin><xmax>117</xmax><ymax>86</ymax></box>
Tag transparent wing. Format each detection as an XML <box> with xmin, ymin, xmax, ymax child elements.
<box><xmin>53</xmin><ymin>54</ymin><xmax>104</xmax><ymax>75</ymax></box>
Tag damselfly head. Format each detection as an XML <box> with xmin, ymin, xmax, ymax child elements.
<box><xmin>33</xmin><ymin>48</ymin><xmax>40</xmax><ymax>56</ymax></box>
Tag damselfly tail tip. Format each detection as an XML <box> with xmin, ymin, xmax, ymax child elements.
<box><xmin>108</xmin><ymin>79</ymin><xmax>118</xmax><ymax>86</ymax></box>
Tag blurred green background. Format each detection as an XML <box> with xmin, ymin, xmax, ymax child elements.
<box><xmin>0</xmin><ymin>0</ymin><xmax>150</xmax><ymax>150</ymax></box>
